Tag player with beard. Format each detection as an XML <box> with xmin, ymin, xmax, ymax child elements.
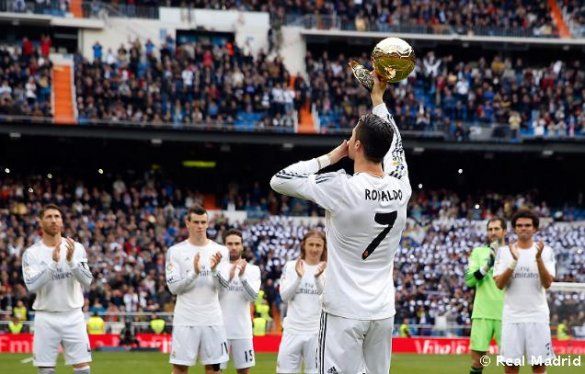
<box><xmin>465</xmin><ymin>217</ymin><xmax>507</xmax><ymax>373</ymax></box>
<box><xmin>217</xmin><ymin>229</ymin><xmax>261</xmax><ymax>374</ymax></box>
<box><xmin>22</xmin><ymin>204</ymin><xmax>93</xmax><ymax>374</ymax></box>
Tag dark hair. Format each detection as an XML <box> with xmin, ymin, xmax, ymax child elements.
<box><xmin>186</xmin><ymin>206</ymin><xmax>207</xmax><ymax>221</ymax></box>
<box><xmin>300</xmin><ymin>229</ymin><xmax>327</xmax><ymax>262</ymax></box>
<box><xmin>511</xmin><ymin>209</ymin><xmax>539</xmax><ymax>230</ymax></box>
<box><xmin>223</xmin><ymin>229</ymin><xmax>243</xmax><ymax>243</ymax></box>
<box><xmin>487</xmin><ymin>217</ymin><xmax>507</xmax><ymax>231</ymax></box>
<box><xmin>355</xmin><ymin>114</ymin><xmax>394</xmax><ymax>163</ymax></box>
<box><xmin>39</xmin><ymin>204</ymin><xmax>63</xmax><ymax>219</ymax></box>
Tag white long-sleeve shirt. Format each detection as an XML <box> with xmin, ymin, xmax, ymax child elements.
<box><xmin>218</xmin><ymin>262</ymin><xmax>261</xmax><ymax>339</ymax></box>
<box><xmin>22</xmin><ymin>240</ymin><xmax>93</xmax><ymax>312</ymax></box>
<box><xmin>279</xmin><ymin>260</ymin><xmax>325</xmax><ymax>334</ymax></box>
<box><xmin>165</xmin><ymin>239</ymin><xmax>229</xmax><ymax>326</ymax></box>
<box><xmin>270</xmin><ymin>103</ymin><xmax>411</xmax><ymax>320</ymax></box>
<box><xmin>494</xmin><ymin>244</ymin><xmax>556</xmax><ymax>323</ymax></box>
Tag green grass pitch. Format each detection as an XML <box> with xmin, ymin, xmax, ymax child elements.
<box><xmin>0</xmin><ymin>352</ymin><xmax>583</xmax><ymax>373</ymax></box>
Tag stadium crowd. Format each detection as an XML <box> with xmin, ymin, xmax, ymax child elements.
<box><xmin>563</xmin><ymin>0</ymin><xmax>585</xmax><ymax>36</ymax></box>
<box><xmin>75</xmin><ymin>38</ymin><xmax>298</xmax><ymax>129</ymax></box>
<box><xmin>0</xmin><ymin>175</ymin><xmax>583</xmax><ymax>335</ymax></box>
<box><xmin>309</xmin><ymin>51</ymin><xmax>585</xmax><ymax>138</ymax></box>
<box><xmin>73</xmin><ymin>37</ymin><xmax>585</xmax><ymax>139</ymax></box>
<box><xmin>0</xmin><ymin>38</ymin><xmax>53</xmax><ymax>117</ymax></box>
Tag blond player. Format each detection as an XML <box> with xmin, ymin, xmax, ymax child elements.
<box><xmin>217</xmin><ymin>229</ymin><xmax>261</xmax><ymax>374</ymax></box>
<box><xmin>271</xmin><ymin>74</ymin><xmax>410</xmax><ymax>373</ymax></box>
<box><xmin>277</xmin><ymin>230</ymin><xmax>327</xmax><ymax>374</ymax></box>
<box><xmin>22</xmin><ymin>204</ymin><xmax>93</xmax><ymax>374</ymax></box>
<box><xmin>494</xmin><ymin>210</ymin><xmax>555</xmax><ymax>374</ymax></box>
<box><xmin>166</xmin><ymin>206</ymin><xmax>229</xmax><ymax>374</ymax></box>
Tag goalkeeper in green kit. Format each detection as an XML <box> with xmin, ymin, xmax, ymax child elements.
<box><xmin>465</xmin><ymin>217</ymin><xmax>507</xmax><ymax>374</ymax></box>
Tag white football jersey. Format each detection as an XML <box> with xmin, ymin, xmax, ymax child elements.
<box><xmin>218</xmin><ymin>262</ymin><xmax>261</xmax><ymax>339</ymax></box>
<box><xmin>279</xmin><ymin>261</ymin><xmax>325</xmax><ymax>333</ymax></box>
<box><xmin>165</xmin><ymin>239</ymin><xmax>229</xmax><ymax>326</ymax></box>
<box><xmin>494</xmin><ymin>244</ymin><xmax>556</xmax><ymax>323</ymax></box>
<box><xmin>22</xmin><ymin>240</ymin><xmax>93</xmax><ymax>312</ymax></box>
<box><xmin>270</xmin><ymin>103</ymin><xmax>411</xmax><ymax>320</ymax></box>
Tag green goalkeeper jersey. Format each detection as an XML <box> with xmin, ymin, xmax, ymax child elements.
<box><xmin>465</xmin><ymin>245</ymin><xmax>504</xmax><ymax>320</ymax></box>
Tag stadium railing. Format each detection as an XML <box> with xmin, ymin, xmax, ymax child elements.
<box><xmin>81</xmin><ymin>1</ymin><xmax>159</xmax><ymax>20</ymax></box>
<box><xmin>286</xmin><ymin>15</ymin><xmax>559</xmax><ymax>38</ymax></box>
<box><xmin>0</xmin><ymin>0</ymin><xmax>158</xmax><ymax>19</ymax></box>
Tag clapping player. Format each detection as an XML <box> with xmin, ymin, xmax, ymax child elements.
<box><xmin>494</xmin><ymin>210</ymin><xmax>555</xmax><ymax>374</ymax></box>
<box><xmin>22</xmin><ymin>204</ymin><xmax>93</xmax><ymax>374</ymax></box>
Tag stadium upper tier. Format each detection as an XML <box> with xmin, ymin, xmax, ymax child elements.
<box><xmin>0</xmin><ymin>0</ymin><xmax>571</xmax><ymax>38</ymax></box>
<box><xmin>75</xmin><ymin>39</ymin><xmax>296</xmax><ymax>129</ymax></box>
<box><xmin>308</xmin><ymin>51</ymin><xmax>584</xmax><ymax>138</ymax></box>
<box><xmin>71</xmin><ymin>40</ymin><xmax>584</xmax><ymax>139</ymax></box>
<box><xmin>0</xmin><ymin>41</ymin><xmax>52</xmax><ymax>117</ymax></box>
<box><xmin>0</xmin><ymin>176</ymin><xmax>583</xmax><ymax>331</ymax></box>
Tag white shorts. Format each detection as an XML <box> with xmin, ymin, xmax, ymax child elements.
<box><xmin>500</xmin><ymin>322</ymin><xmax>555</xmax><ymax>366</ymax></box>
<box><xmin>277</xmin><ymin>331</ymin><xmax>318</xmax><ymax>374</ymax></box>
<box><xmin>220</xmin><ymin>338</ymin><xmax>255</xmax><ymax>370</ymax></box>
<box><xmin>33</xmin><ymin>309</ymin><xmax>92</xmax><ymax>367</ymax></box>
<box><xmin>318</xmin><ymin>312</ymin><xmax>394</xmax><ymax>374</ymax></box>
<box><xmin>170</xmin><ymin>325</ymin><xmax>229</xmax><ymax>366</ymax></box>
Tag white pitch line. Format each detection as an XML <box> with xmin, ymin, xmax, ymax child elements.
<box><xmin>20</xmin><ymin>356</ymin><xmax>34</xmax><ymax>364</ymax></box>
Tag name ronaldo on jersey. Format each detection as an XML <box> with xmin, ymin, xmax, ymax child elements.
<box><xmin>364</xmin><ymin>188</ymin><xmax>403</xmax><ymax>202</ymax></box>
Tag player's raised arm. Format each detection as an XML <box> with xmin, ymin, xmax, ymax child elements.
<box><xmin>239</xmin><ymin>260</ymin><xmax>261</xmax><ymax>302</ymax></box>
<box><xmin>465</xmin><ymin>242</ymin><xmax>497</xmax><ymax>287</ymax></box>
<box><xmin>269</xmin><ymin>142</ymin><xmax>347</xmax><ymax>212</ymax></box>
<box><xmin>67</xmin><ymin>239</ymin><xmax>93</xmax><ymax>290</ymax></box>
<box><xmin>465</xmin><ymin>248</ymin><xmax>481</xmax><ymax>287</ymax></box>
<box><xmin>279</xmin><ymin>260</ymin><xmax>303</xmax><ymax>302</ymax></box>
<box><xmin>165</xmin><ymin>249</ymin><xmax>198</xmax><ymax>295</ymax></box>
<box><xmin>22</xmin><ymin>250</ymin><xmax>56</xmax><ymax>293</ymax></box>
<box><xmin>370</xmin><ymin>74</ymin><xmax>409</xmax><ymax>182</ymax></box>
<box><xmin>493</xmin><ymin>244</ymin><xmax>518</xmax><ymax>290</ymax></box>
<box><xmin>535</xmin><ymin>241</ymin><xmax>555</xmax><ymax>289</ymax></box>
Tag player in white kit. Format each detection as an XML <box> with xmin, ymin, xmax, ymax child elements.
<box><xmin>22</xmin><ymin>204</ymin><xmax>93</xmax><ymax>374</ymax></box>
<box><xmin>165</xmin><ymin>206</ymin><xmax>230</xmax><ymax>374</ymax></box>
<box><xmin>494</xmin><ymin>210</ymin><xmax>556</xmax><ymax>374</ymax></box>
<box><xmin>217</xmin><ymin>229</ymin><xmax>261</xmax><ymax>373</ymax></box>
<box><xmin>277</xmin><ymin>230</ymin><xmax>327</xmax><ymax>374</ymax></box>
<box><xmin>270</xmin><ymin>74</ymin><xmax>411</xmax><ymax>373</ymax></box>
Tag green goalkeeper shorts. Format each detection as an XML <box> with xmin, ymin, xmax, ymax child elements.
<box><xmin>470</xmin><ymin>318</ymin><xmax>501</xmax><ymax>352</ymax></box>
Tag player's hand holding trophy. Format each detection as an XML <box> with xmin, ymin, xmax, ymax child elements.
<box><xmin>349</xmin><ymin>37</ymin><xmax>416</xmax><ymax>91</ymax></box>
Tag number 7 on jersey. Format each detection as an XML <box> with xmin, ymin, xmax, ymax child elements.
<box><xmin>362</xmin><ymin>211</ymin><xmax>397</xmax><ymax>260</ymax></box>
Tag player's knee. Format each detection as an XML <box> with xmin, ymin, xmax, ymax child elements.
<box><xmin>38</xmin><ymin>368</ymin><xmax>56</xmax><ymax>374</ymax></box>
<box><xmin>172</xmin><ymin>364</ymin><xmax>189</xmax><ymax>374</ymax></box>
<box><xmin>73</xmin><ymin>364</ymin><xmax>91</xmax><ymax>374</ymax></box>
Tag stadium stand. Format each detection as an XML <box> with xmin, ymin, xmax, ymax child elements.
<box><xmin>0</xmin><ymin>40</ymin><xmax>52</xmax><ymax>117</ymax></box>
<box><xmin>74</xmin><ymin>39</ymin><xmax>297</xmax><ymax>129</ymax></box>
<box><xmin>307</xmin><ymin>51</ymin><xmax>584</xmax><ymax>138</ymax></box>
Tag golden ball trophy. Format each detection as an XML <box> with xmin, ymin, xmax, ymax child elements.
<box><xmin>349</xmin><ymin>37</ymin><xmax>416</xmax><ymax>91</ymax></box>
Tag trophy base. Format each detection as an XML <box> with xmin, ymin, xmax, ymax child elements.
<box><xmin>348</xmin><ymin>60</ymin><xmax>373</xmax><ymax>92</ymax></box>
